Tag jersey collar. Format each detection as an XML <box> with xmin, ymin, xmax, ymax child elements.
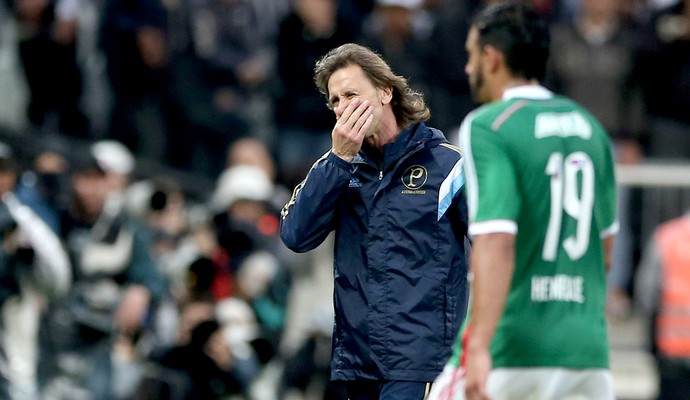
<box><xmin>502</xmin><ymin>85</ymin><xmax>553</xmax><ymax>101</ymax></box>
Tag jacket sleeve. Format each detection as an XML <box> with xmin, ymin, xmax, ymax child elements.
<box><xmin>280</xmin><ymin>152</ymin><xmax>351</xmax><ymax>253</ymax></box>
<box><xmin>3</xmin><ymin>192</ymin><xmax>72</xmax><ymax>298</ymax></box>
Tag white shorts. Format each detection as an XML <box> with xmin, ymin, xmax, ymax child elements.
<box><xmin>427</xmin><ymin>364</ymin><xmax>615</xmax><ymax>400</ymax></box>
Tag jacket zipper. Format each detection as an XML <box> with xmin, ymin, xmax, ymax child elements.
<box><xmin>379</xmin><ymin>170</ymin><xmax>383</xmax><ymax>180</ymax></box>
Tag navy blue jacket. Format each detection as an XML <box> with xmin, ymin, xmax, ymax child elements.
<box><xmin>280</xmin><ymin>122</ymin><xmax>469</xmax><ymax>382</ymax></box>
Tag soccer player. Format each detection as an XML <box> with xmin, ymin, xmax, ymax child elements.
<box><xmin>428</xmin><ymin>2</ymin><xmax>619</xmax><ymax>399</ymax></box>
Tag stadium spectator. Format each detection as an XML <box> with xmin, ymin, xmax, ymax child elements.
<box><xmin>280</xmin><ymin>43</ymin><xmax>470</xmax><ymax>400</ymax></box>
<box><xmin>225</xmin><ymin>137</ymin><xmax>291</xmax><ymax>213</ymax></box>
<box><xmin>144</xmin><ymin>318</ymin><xmax>255</xmax><ymax>399</ymax></box>
<box><xmin>635</xmin><ymin>211</ymin><xmax>690</xmax><ymax>399</ymax></box>
<box><xmin>14</xmin><ymin>135</ymin><xmax>71</xmax><ymax>233</ymax></box>
<box><xmin>272</xmin><ymin>0</ymin><xmax>359</xmax><ymax>189</ymax></box>
<box><xmin>11</xmin><ymin>0</ymin><xmax>89</xmax><ymax>138</ymax></box>
<box><xmin>428</xmin><ymin>2</ymin><xmax>618</xmax><ymax>399</ymax></box>
<box><xmin>626</xmin><ymin>0</ymin><xmax>690</xmax><ymax>321</ymax></box>
<box><xmin>357</xmin><ymin>0</ymin><xmax>433</xmax><ymax>108</ymax></box>
<box><xmin>99</xmin><ymin>0</ymin><xmax>171</xmax><ymax>161</ymax></box>
<box><xmin>635</xmin><ymin>0</ymin><xmax>690</xmax><ymax>159</ymax></box>
<box><xmin>424</xmin><ymin>0</ymin><xmax>482</xmax><ymax>138</ymax></box>
<box><xmin>546</xmin><ymin>0</ymin><xmax>645</xmax><ymax>148</ymax></box>
<box><xmin>39</xmin><ymin>149</ymin><xmax>166</xmax><ymax>399</ymax></box>
<box><xmin>166</xmin><ymin>0</ymin><xmax>273</xmax><ymax>177</ymax></box>
<box><xmin>0</xmin><ymin>142</ymin><xmax>71</xmax><ymax>400</ymax></box>
<box><xmin>210</xmin><ymin>165</ymin><xmax>292</xmax><ymax>352</ymax></box>
<box><xmin>91</xmin><ymin>139</ymin><xmax>136</xmax><ymax>196</ymax></box>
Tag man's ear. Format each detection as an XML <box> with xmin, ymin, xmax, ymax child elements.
<box><xmin>380</xmin><ymin>87</ymin><xmax>393</xmax><ymax>105</ymax></box>
<box><xmin>483</xmin><ymin>45</ymin><xmax>503</xmax><ymax>74</ymax></box>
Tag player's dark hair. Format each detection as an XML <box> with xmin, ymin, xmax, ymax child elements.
<box><xmin>472</xmin><ymin>1</ymin><xmax>550</xmax><ymax>81</ymax></box>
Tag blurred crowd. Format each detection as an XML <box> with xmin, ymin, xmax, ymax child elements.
<box><xmin>0</xmin><ymin>0</ymin><xmax>689</xmax><ymax>398</ymax></box>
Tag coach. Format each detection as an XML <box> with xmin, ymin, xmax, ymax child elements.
<box><xmin>280</xmin><ymin>43</ymin><xmax>470</xmax><ymax>400</ymax></box>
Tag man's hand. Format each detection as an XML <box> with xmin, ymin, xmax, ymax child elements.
<box><xmin>115</xmin><ymin>285</ymin><xmax>150</xmax><ymax>336</ymax></box>
<box><xmin>331</xmin><ymin>99</ymin><xmax>373</xmax><ymax>162</ymax></box>
<box><xmin>464</xmin><ymin>342</ymin><xmax>492</xmax><ymax>400</ymax></box>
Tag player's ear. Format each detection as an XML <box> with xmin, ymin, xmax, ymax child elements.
<box><xmin>483</xmin><ymin>45</ymin><xmax>502</xmax><ymax>73</ymax></box>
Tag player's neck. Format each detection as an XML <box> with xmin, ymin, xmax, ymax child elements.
<box><xmin>496</xmin><ymin>77</ymin><xmax>540</xmax><ymax>100</ymax></box>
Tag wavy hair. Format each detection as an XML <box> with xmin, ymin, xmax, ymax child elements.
<box><xmin>314</xmin><ymin>43</ymin><xmax>430</xmax><ymax>127</ymax></box>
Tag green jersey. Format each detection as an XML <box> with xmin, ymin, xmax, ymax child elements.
<box><xmin>457</xmin><ymin>86</ymin><xmax>618</xmax><ymax>369</ymax></box>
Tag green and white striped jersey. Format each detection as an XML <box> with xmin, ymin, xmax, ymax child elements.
<box><xmin>457</xmin><ymin>85</ymin><xmax>618</xmax><ymax>369</ymax></box>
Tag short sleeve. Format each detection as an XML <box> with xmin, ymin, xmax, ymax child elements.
<box><xmin>596</xmin><ymin>138</ymin><xmax>619</xmax><ymax>239</ymax></box>
<box><xmin>459</xmin><ymin>112</ymin><xmax>520</xmax><ymax>237</ymax></box>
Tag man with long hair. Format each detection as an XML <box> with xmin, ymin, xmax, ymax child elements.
<box><xmin>280</xmin><ymin>43</ymin><xmax>470</xmax><ymax>400</ymax></box>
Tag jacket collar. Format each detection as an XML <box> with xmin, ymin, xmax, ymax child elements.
<box><xmin>357</xmin><ymin>122</ymin><xmax>440</xmax><ymax>168</ymax></box>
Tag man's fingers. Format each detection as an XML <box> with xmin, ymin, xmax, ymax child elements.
<box><xmin>339</xmin><ymin>100</ymin><xmax>370</xmax><ymax>131</ymax></box>
<box><xmin>332</xmin><ymin>99</ymin><xmax>371</xmax><ymax>160</ymax></box>
<box><xmin>337</xmin><ymin>98</ymin><xmax>362</xmax><ymax>128</ymax></box>
<box><xmin>354</xmin><ymin>113</ymin><xmax>374</xmax><ymax>142</ymax></box>
<box><xmin>348</xmin><ymin>100</ymin><xmax>370</xmax><ymax>129</ymax></box>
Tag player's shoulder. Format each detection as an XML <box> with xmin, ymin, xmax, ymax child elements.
<box><xmin>468</xmin><ymin>100</ymin><xmax>514</xmax><ymax>124</ymax></box>
<box><xmin>461</xmin><ymin>99</ymin><xmax>533</xmax><ymax>133</ymax></box>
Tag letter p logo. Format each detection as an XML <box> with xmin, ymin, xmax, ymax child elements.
<box><xmin>402</xmin><ymin>165</ymin><xmax>428</xmax><ymax>190</ymax></box>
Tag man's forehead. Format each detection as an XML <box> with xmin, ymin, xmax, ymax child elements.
<box><xmin>328</xmin><ymin>66</ymin><xmax>368</xmax><ymax>94</ymax></box>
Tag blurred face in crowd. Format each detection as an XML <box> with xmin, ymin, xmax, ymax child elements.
<box><xmin>581</xmin><ymin>0</ymin><xmax>619</xmax><ymax>21</ymax></box>
<box><xmin>378</xmin><ymin>5</ymin><xmax>415</xmax><ymax>39</ymax></box>
<box><xmin>226</xmin><ymin>138</ymin><xmax>276</xmax><ymax>181</ymax></box>
<box><xmin>295</xmin><ymin>0</ymin><xmax>337</xmax><ymax>36</ymax></box>
<box><xmin>34</xmin><ymin>151</ymin><xmax>69</xmax><ymax>200</ymax></box>
<box><xmin>228</xmin><ymin>199</ymin><xmax>267</xmax><ymax>225</ymax></box>
<box><xmin>35</xmin><ymin>151</ymin><xmax>68</xmax><ymax>174</ymax></box>
<box><xmin>72</xmin><ymin>170</ymin><xmax>109</xmax><ymax>221</ymax></box>
<box><xmin>0</xmin><ymin>169</ymin><xmax>16</xmax><ymax>196</ymax></box>
<box><xmin>328</xmin><ymin>64</ymin><xmax>392</xmax><ymax>139</ymax></box>
<box><xmin>465</xmin><ymin>26</ymin><xmax>490</xmax><ymax>104</ymax></box>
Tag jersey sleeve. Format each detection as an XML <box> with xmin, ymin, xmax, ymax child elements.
<box><xmin>459</xmin><ymin>111</ymin><xmax>521</xmax><ymax>237</ymax></box>
<box><xmin>596</xmin><ymin>138</ymin><xmax>619</xmax><ymax>239</ymax></box>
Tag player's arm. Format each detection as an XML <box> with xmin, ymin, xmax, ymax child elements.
<box><xmin>459</xmin><ymin>110</ymin><xmax>519</xmax><ymax>400</ymax></box>
<box><xmin>599</xmin><ymin>135</ymin><xmax>619</xmax><ymax>274</ymax></box>
<box><xmin>602</xmin><ymin>235</ymin><xmax>614</xmax><ymax>273</ymax></box>
<box><xmin>464</xmin><ymin>232</ymin><xmax>515</xmax><ymax>400</ymax></box>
